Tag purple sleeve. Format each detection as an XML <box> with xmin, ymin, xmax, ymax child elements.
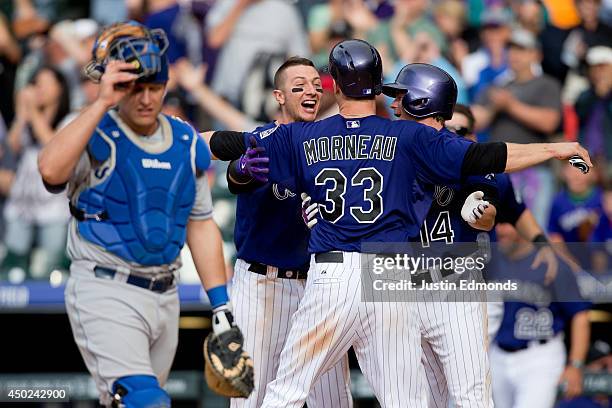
<box><xmin>244</xmin><ymin>124</ymin><xmax>298</xmax><ymax>190</ymax></box>
<box><xmin>407</xmin><ymin>126</ymin><xmax>471</xmax><ymax>185</ymax></box>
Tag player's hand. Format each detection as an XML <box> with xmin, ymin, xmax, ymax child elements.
<box><xmin>559</xmin><ymin>365</ymin><xmax>583</xmax><ymax>399</ymax></box>
<box><xmin>531</xmin><ymin>245</ymin><xmax>558</xmax><ymax>285</ymax></box>
<box><xmin>235</xmin><ymin>136</ymin><xmax>269</xmax><ymax>183</ymax></box>
<box><xmin>461</xmin><ymin>191</ymin><xmax>489</xmax><ymax>225</ymax></box>
<box><xmin>96</xmin><ymin>60</ymin><xmax>139</xmax><ymax>109</ymax></box>
<box><xmin>301</xmin><ymin>193</ymin><xmax>319</xmax><ymax>229</ymax></box>
<box><xmin>549</xmin><ymin>143</ymin><xmax>593</xmax><ymax>169</ymax></box>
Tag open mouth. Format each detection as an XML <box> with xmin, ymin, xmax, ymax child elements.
<box><xmin>301</xmin><ymin>100</ymin><xmax>317</xmax><ymax>113</ymax></box>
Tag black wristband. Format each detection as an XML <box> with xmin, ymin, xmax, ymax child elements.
<box><xmin>532</xmin><ymin>233</ymin><xmax>549</xmax><ymax>244</ymax></box>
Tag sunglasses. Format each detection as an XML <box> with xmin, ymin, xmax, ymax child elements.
<box><xmin>445</xmin><ymin>125</ymin><xmax>471</xmax><ymax>137</ymax></box>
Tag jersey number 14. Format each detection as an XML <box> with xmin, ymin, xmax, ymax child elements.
<box><xmin>420</xmin><ymin>211</ymin><xmax>455</xmax><ymax>247</ymax></box>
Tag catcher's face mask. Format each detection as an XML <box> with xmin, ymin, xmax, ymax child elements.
<box><xmin>84</xmin><ymin>21</ymin><xmax>169</xmax><ymax>83</ymax></box>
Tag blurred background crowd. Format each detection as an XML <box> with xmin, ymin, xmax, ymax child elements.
<box><xmin>0</xmin><ymin>0</ymin><xmax>611</xmax><ymax>405</ymax></box>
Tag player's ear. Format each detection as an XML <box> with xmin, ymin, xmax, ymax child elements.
<box><xmin>273</xmin><ymin>89</ymin><xmax>285</xmax><ymax>106</ymax></box>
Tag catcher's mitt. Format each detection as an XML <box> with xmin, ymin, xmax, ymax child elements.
<box><xmin>203</xmin><ymin>326</ymin><xmax>254</xmax><ymax>398</ymax></box>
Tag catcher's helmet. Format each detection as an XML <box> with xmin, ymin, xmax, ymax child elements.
<box><xmin>85</xmin><ymin>21</ymin><xmax>169</xmax><ymax>84</ymax></box>
<box><xmin>383</xmin><ymin>63</ymin><xmax>457</xmax><ymax>120</ymax></box>
<box><xmin>328</xmin><ymin>39</ymin><xmax>382</xmax><ymax>98</ymax></box>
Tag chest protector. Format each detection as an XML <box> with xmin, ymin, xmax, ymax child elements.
<box><xmin>75</xmin><ymin>112</ymin><xmax>210</xmax><ymax>265</ymax></box>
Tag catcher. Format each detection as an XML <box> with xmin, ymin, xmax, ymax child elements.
<box><xmin>38</xmin><ymin>21</ymin><xmax>253</xmax><ymax>406</ymax></box>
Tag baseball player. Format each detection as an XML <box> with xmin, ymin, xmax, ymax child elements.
<box><xmin>489</xmin><ymin>222</ymin><xmax>591</xmax><ymax>408</ymax></box>
<box><xmin>222</xmin><ymin>57</ymin><xmax>352</xmax><ymax>408</ymax></box>
<box><xmin>380</xmin><ymin>63</ymin><xmax>497</xmax><ymax>408</ymax></box>
<box><xmin>207</xmin><ymin>39</ymin><xmax>592</xmax><ymax>408</ymax></box>
<box><xmin>38</xmin><ymin>22</ymin><xmax>251</xmax><ymax>406</ymax></box>
<box><xmin>408</xmin><ymin>101</ymin><xmax>565</xmax><ymax>407</ymax></box>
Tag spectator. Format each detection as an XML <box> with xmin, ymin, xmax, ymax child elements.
<box><xmin>367</xmin><ymin>0</ymin><xmax>446</xmax><ymax>71</ymax></box>
<box><xmin>575</xmin><ymin>46</ymin><xmax>612</xmax><ymax>173</ymax></box>
<box><xmin>461</xmin><ymin>7</ymin><xmax>512</xmax><ymax>101</ymax></box>
<box><xmin>11</xmin><ymin>0</ymin><xmax>50</xmax><ymax>41</ymax></box>
<box><xmin>3</xmin><ymin>66</ymin><xmax>71</xmax><ymax>280</ymax></box>
<box><xmin>548</xmin><ymin>164</ymin><xmax>602</xmax><ymax>271</ymax></box>
<box><xmin>511</xmin><ymin>0</ymin><xmax>543</xmax><ymax>35</ymax></box>
<box><xmin>562</xmin><ymin>0</ymin><xmax>612</xmax><ymax>72</ymax></box>
<box><xmin>387</xmin><ymin>31</ymin><xmax>469</xmax><ymax>104</ymax></box>
<box><xmin>307</xmin><ymin>0</ymin><xmax>378</xmax><ymax>69</ymax></box>
<box><xmin>205</xmin><ymin>0</ymin><xmax>309</xmax><ymax>112</ymax></box>
<box><xmin>145</xmin><ymin>0</ymin><xmax>204</xmax><ymax>65</ymax></box>
<box><xmin>472</xmin><ymin>29</ymin><xmax>562</xmax><ymax>225</ymax></box>
<box><xmin>48</xmin><ymin>19</ymin><xmax>99</xmax><ymax>109</ymax></box>
<box><xmin>433</xmin><ymin>0</ymin><xmax>468</xmax><ymax>68</ymax></box>
<box><xmin>511</xmin><ymin>0</ymin><xmax>569</xmax><ymax>82</ymax></box>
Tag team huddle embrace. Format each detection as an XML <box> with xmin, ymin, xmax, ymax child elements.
<box><xmin>38</xmin><ymin>20</ymin><xmax>592</xmax><ymax>408</ymax></box>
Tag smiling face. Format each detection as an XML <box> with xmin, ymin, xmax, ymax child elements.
<box><xmin>274</xmin><ymin>64</ymin><xmax>322</xmax><ymax>123</ymax></box>
<box><xmin>118</xmin><ymin>82</ymin><xmax>166</xmax><ymax>135</ymax></box>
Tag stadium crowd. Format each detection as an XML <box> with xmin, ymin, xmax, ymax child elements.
<box><xmin>0</xmin><ymin>0</ymin><xmax>611</xmax><ymax>405</ymax></box>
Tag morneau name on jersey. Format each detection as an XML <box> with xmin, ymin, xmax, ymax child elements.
<box><xmin>303</xmin><ymin>134</ymin><xmax>397</xmax><ymax>166</ymax></box>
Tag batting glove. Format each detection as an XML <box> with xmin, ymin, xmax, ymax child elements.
<box><xmin>235</xmin><ymin>136</ymin><xmax>269</xmax><ymax>183</ymax></box>
<box><xmin>301</xmin><ymin>193</ymin><xmax>319</xmax><ymax>229</ymax></box>
<box><xmin>461</xmin><ymin>191</ymin><xmax>489</xmax><ymax>224</ymax></box>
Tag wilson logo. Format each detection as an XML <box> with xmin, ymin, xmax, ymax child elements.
<box><xmin>141</xmin><ymin>158</ymin><xmax>172</xmax><ymax>170</ymax></box>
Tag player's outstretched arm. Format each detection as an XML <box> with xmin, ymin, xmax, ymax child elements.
<box><xmin>504</xmin><ymin>142</ymin><xmax>592</xmax><ymax>173</ymax></box>
<box><xmin>460</xmin><ymin>142</ymin><xmax>592</xmax><ymax>179</ymax></box>
<box><xmin>38</xmin><ymin>61</ymin><xmax>138</xmax><ymax>185</ymax></box>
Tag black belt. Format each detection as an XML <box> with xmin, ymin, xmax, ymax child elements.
<box><xmin>314</xmin><ymin>252</ymin><xmax>344</xmax><ymax>263</ymax></box>
<box><xmin>314</xmin><ymin>252</ymin><xmax>458</xmax><ymax>285</ymax></box>
<box><xmin>497</xmin><ymin>339</ymin><xmax>550</xmax><ymax>353</ymax></box>
<box><xmin>93</xmin><ymin>266</ymin><xmax>175</xmax><ymax>293</ymax></box>
<box><xmin>247</xmin><ymin>262</ymin><xmax>309</xmax><ymax>279</ymax></box>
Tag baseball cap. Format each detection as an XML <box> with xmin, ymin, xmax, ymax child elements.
<box><xmin>481</xmin><ymin>8</ymin><xmax>512</xmax><ymax>28</ymax></box>
<box><xmin>586</xmin><ymin>46</ymin><xmax>612</xmax><ymax>65</ymax></box>
<box><xmin>508</xmin><ymin>29</ymin><xmax>540</xmax><ymax>50</ymax></box>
